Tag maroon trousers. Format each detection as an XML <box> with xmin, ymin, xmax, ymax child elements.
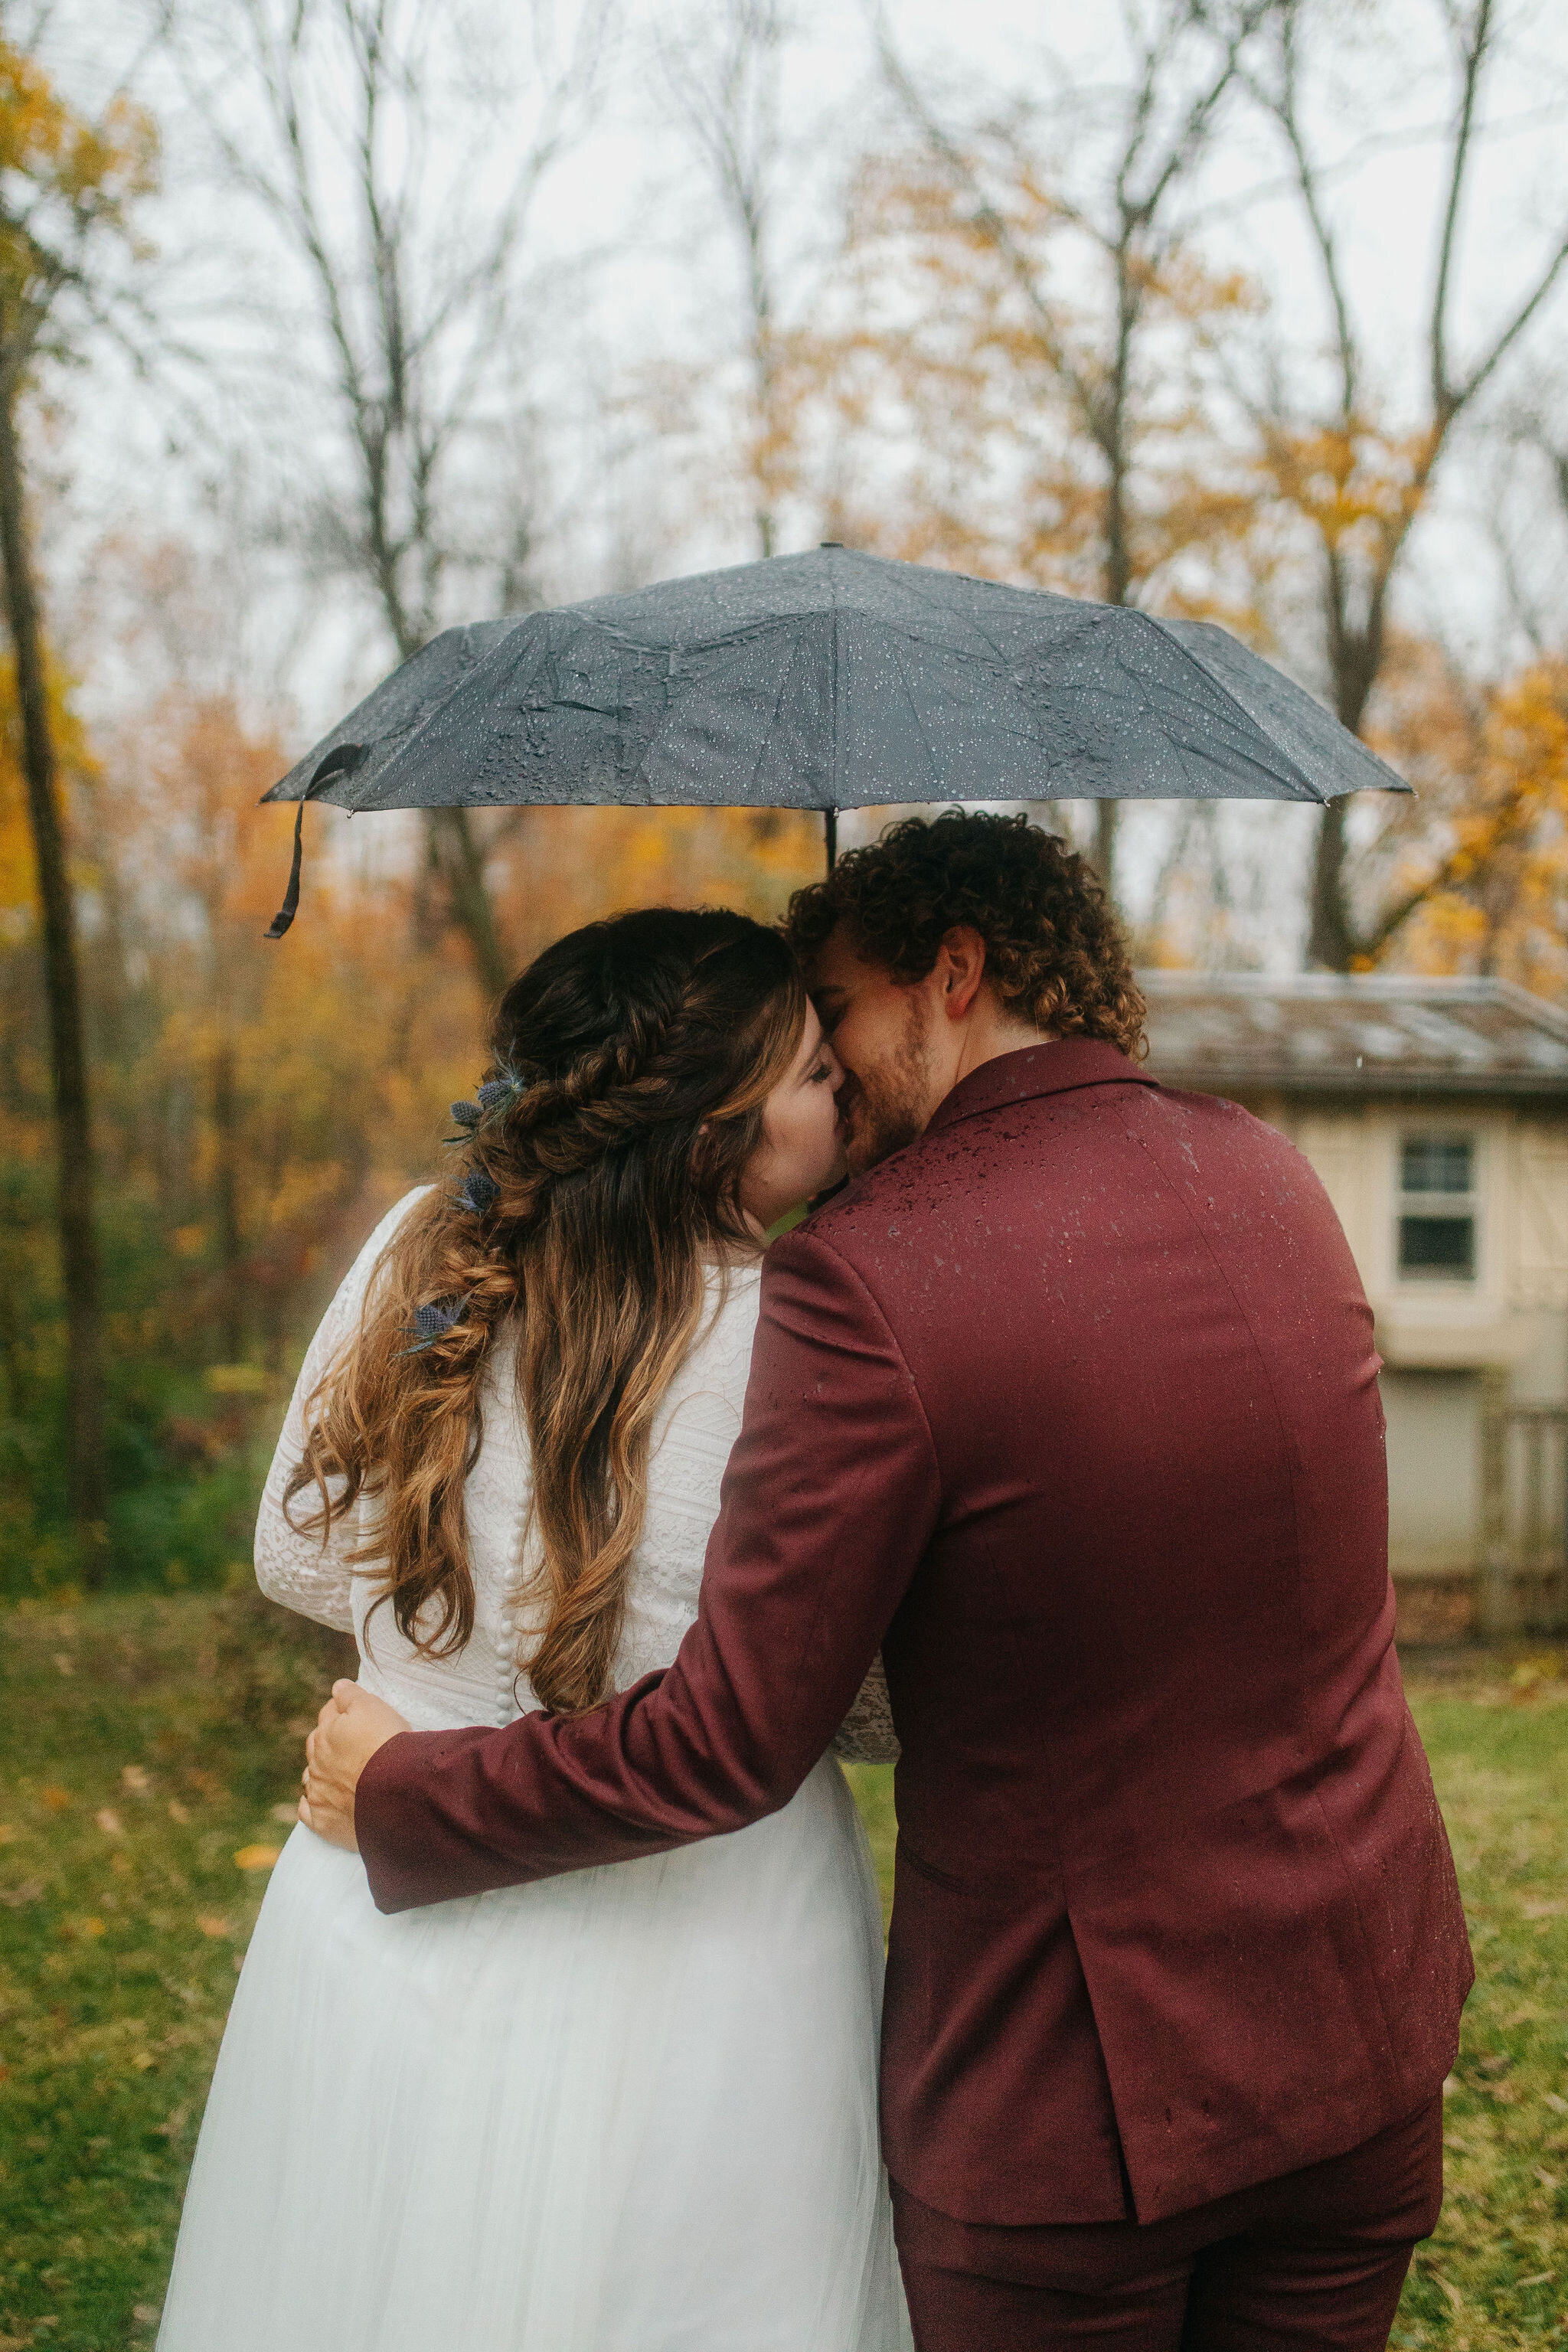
<box><xmin>892</xmin><ymin>2099</ymin><xmax>1443</xmax><ymax>2352</ymax></box>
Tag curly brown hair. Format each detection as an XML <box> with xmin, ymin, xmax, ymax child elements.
<box><xmin>785</xmin><ymin>810</ymin><xmax>1145</xmax><ymax>1057</ymax></box>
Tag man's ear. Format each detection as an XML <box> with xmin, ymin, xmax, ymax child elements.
<box><xmin>936</xmin><ymin>926</ymin><xmax>988</xmax><ymax>1021</ymax></box>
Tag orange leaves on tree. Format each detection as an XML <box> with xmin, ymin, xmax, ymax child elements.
<box><xmin>0</xmin><ymin>38</ymin><xmax>157</xmax><ymax>352</ymax></box>
<box><xmin>809</xmin><ymin>140</ymin><xmax>1272</xmax><ymax>637</ymax></box>
<box><xmin>1361</xmin><ymin>642</ymin><xmax>1568</xmax><ymax>997</ymax></box>
<box><xmin>0</xmin><ymin>653</ymin><xmax>100</xmax><ymax>920</ymax></box>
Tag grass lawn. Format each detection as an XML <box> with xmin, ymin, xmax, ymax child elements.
<box><xmin>5</xmin><ymin>1599</ymin><xmax>1568</xmax><ymax>2349</ymax></box>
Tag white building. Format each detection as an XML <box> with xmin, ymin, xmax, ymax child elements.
<box><xmin>1142</xmin><ymin>973</ymin><xmax>1568</xmax><ymax>1641</ymax></box>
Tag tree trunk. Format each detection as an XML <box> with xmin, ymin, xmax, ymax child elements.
<box><xmin>212</xmin><ymin>1039</ymin><xmax>245</xmax><ymax>1363</ymax></box>
<box><xmin>429</xmin><ymin>805</ymin><xmax>509</xmax><ymax>1000</ymax></box>
<box><xmin>1308</xmin><ymin>589</ymin><xmax>1385</xmax><ymax>968</ymax></box>
<box><xmin>1093</xmin><ymin>380</ymin><xmax>1134</xmax><ymax>908</ymax></box>
<box><xmin>1093</xmin><ymin>799</ymin><xmax>1120</xmax><ymax>898</ymax></box>
<box><xmin>1306</xmin><ymin>797</ymin><xmax>1358</xmax><ymax>970</ymax></box>
<box><xmin>0</xmin><ymin>381</ymin><xmax>108</xmax><ymax>1582</ymax></box>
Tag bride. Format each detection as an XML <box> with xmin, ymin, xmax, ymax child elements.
<box><xmin>156</xmin><ymin>907</ymin><xmax>910</xmax><ymax>2352</ymax></box>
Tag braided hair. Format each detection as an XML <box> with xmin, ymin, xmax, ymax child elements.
<box><xmin>287</xmin><ymin>908</ymin><xmax>807</xmax><ymax>1717</ymax></box>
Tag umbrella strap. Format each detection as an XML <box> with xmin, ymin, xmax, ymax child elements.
<box><xmin>264</xmin><ymin>801</ymin><xmax>305</xmax><ymax>939</ymax></box>
<box><xmin>264</xmin><ymin>743</ymin><xmax>367</xmax><ymax>941</ymax></box>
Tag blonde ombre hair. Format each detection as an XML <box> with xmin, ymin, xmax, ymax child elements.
<box><xmin>287</xmin><ymin>908</ymin><xmax>806</xmax><ymax>1717</ymax></box>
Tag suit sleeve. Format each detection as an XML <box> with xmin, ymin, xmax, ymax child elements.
<box><xmin>354</xmin><ymin>1228</ymin><xmax>942</xmax><ymax>1913</ymax></box>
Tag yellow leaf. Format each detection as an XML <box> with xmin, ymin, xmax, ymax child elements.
<box><xmin>233</xmin><ymin>1844</ymin><xmax>280</xmax><ymax>1872</ymax></box>
<box><xmin>40</xmin><ymin>1784</ymin><xmax>70</xmax><ymax>1811</ymax></box>
<box><xmin>196</xmin><ymin>1913</ymin><xmax>230</xmax><ymax>1938</ymax></box>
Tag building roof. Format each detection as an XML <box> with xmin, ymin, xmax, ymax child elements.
<box><xmin>1140</xmin><ymin>972</ymin><xmax>1568</xmax><ymax>1099</ymax></box>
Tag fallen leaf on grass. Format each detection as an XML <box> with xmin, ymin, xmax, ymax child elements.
<box><xmin>131</xmin><ymin>2051</ymin><xmax>155</xmax><ymax>2073</ymax></box>
<box><xmin>1442</xmin><ymin>2074</ymin><xmax>1459</xmax><ymax>2099</ymax></box>
<box><xmin>132</xmin><ymin>2307</ymin><xmax>162</xmax><ymax>2328</ymax></box>
<box><xmin>0</xmin><ymin>1881</ymin><xmax>43</xmax><ymax>1907</ymax></box>
<box><xmin>233</xmin><ymin>1845</ymin><xmax>280</xmax><ymax>1872</ymax></box>
<box><xmin>1547</xmin><ymin>2093</ymin><xmax>1568</xmax><ymax>2115</ymax></box>
<box><xmin>0</xmin><ymin>1823</ymin><xmax>15</xmax><ymax>1842</ymax></box>
<box><xmin>166</xmin><ymin>1801</ymin><xmax>190</xmax><ymax>1824</ymax></box>
<box><xmin>1522</xmin><ymin>1899</ymin><xmax>1568</xmax><ymax>1919</ymax></box>
<box><xmin>40</xmin><ymin>1785</ymin><xmax>70</xmax><ymax>1811</ymax></box>
<box><xmin>1518</xmin><ymin>2271</ymin><xmax>1555</xmax><ymax>2288</ymax></box>
<box><xmin>154</xmin><ymin>2107</ymin><xmax>188</xmax><ymax>2139</ymax></box>
<box><xmin>122</xmin><ymin>1766</ymin><xmax>150</xmax><ymax>1795</ymax></box>
<box><xmin>53</xmin><ymin>1653</ymin><xmax>74</xmax><ymax>1677</ymax></box>
<box><xmin>270</xmin><ymin>1803</ymin><xmax>301</xmax><ymax>1824</ymax></box>
<box><xmin>95</xmin><ymin>1808</ymin><xmax>124</xmax><ymax>1838</ymax></box>
<box><xmin>195</xmin><ymin>1915</ymin><xmax>230</xmax><ymax>1939</ymax></box>
<box><xmin>1534</xmin><ymin>2173</ymin><xmax>1560</xmax><ymax>2192</ymax></box>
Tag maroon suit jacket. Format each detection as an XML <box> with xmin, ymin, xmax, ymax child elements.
<box><xmin>356</xmin><ymin>1040</ymin><xmax>1472</xmax><ymax>2226</ymax></box>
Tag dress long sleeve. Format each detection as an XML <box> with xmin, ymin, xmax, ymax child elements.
<box><xmin>832</xmin><ymin>1655</ymin><xmax>900</xmax><ymax>1764</ymax></box>
<box><xmin>253</xmin><ymin>1192</ymin><xmax>427</xmax><ymax>1635</ymax></box>
<box><xmin>354</xmin><ymin>1226</ymin><xmax>941</xmax><ymax>1912</ymax></box>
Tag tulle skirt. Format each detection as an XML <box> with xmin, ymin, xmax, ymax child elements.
<box><xmin>156</xmin><ymin>1754</ymin><xmax>910</xmax><ymax>2351</ymax></box>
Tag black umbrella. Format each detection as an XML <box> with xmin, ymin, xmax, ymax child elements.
<box><xmin>260</xmin><ymin>545</ymin><xmax>1409</xmax><ymax>935</ymax></box>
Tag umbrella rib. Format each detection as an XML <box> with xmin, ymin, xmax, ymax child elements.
<box><xmin>1119</xmin><ymin>610</ymin><xmax>1328</xmax><ymax>804</ymax></box>
<box><xmin>892</xmin><ymin>563</ymin><xmax>1018</xmax><ymax>669</ymax></box>
<box><xmin>740</xmin><ymin>631</ymin><xmax>822</xmax><ymax>805</ymax></box>
<box><xmin>883</xmin><ymin>627</ymin><xmax>949</xmax><ymax>799</ymax></box>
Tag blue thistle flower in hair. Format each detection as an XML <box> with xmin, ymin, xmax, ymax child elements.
<box><xmin>395</xmin><ymin>1298</ymin><xmax>469</xmax><ymax>1357</ymax></box>
<box><xmin>446</xmin><ymin>1072</ymin><xmax>525</xmax><ymax>1144</ymax></box>
<box><xmin>456</xmin><ymin>1169</ymin><xmax>499</xmax><ymax>1218</ymax></box>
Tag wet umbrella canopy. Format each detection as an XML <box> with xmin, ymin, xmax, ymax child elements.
<box><xmin>261</xmin><ymin>545</ymin><xmax>1410</xmax><ymax>934</ymax></box>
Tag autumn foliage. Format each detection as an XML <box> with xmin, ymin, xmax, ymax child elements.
<box><xmin>0</xmin><ymin>668</ymin><xmax>828</xmax><ymax>1595</ymax></box>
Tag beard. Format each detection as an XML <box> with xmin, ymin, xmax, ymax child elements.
<box><xmin>838</xmin><ymin>995</ymin><xmax>934</xmax><ymax>1174</ymax></box>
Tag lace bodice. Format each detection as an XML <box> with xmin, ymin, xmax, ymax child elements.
<box><xmin>255</xmin><ymin>1190</ymin><xmax>897</xmax><ymax>1757</ymax></box>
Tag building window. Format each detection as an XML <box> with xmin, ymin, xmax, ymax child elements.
<box><xmin>1397</xmin><ymin>1134</ymin><xmax>1476</xmax><ymax>1281</ymax></box>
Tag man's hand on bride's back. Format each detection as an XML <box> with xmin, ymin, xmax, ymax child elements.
<box><xmin>300</xmin><ymin>1682</ymin><xmax>411</xmax><ymax>1851</ymax></box>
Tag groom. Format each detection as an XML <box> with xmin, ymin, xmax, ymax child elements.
<box><xmin>305</xmin><ymin>811</ymin><xmax>1471</xmax><ymax>2350</ymax></box>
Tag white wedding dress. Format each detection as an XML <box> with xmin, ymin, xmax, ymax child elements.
<box><xmin>157</xmin><ymin>1192</ymin><xmax>910</xmax><ymax>2352</ymax></box>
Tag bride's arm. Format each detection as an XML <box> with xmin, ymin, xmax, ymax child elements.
<box><xmin>254</xmin><ymin>1191</ymin><xmax>427</xmax><ymax>1635</ymax></box>
<box><xmin>253</xmin><ymin>1285</ymin><xmax>361</xmax><ymax>1633</ymax></box>
<box><xmin>831</xmin><ymin>1654</ymin><xmax>900</xmax><ymax>1764</ymax></box>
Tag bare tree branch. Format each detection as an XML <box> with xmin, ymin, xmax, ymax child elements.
<box><xmin>656</xmin><ymin>0</ymin><xmax>788</xmax><ymax>556</ymax></box>
<box><xmin>165</xmin><ymin>0</ymin><xmax>613</xmax><ymax>988</ymax></box>
<box><xmin>1247</xmin><ymin>0</ymin><xmax>1568</xmax><ymax>968</ymax></box>
<box><xmin>876</xmin><ymin>0</ymin><xmax>1277</xmax><ymax>897</ymax></box>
